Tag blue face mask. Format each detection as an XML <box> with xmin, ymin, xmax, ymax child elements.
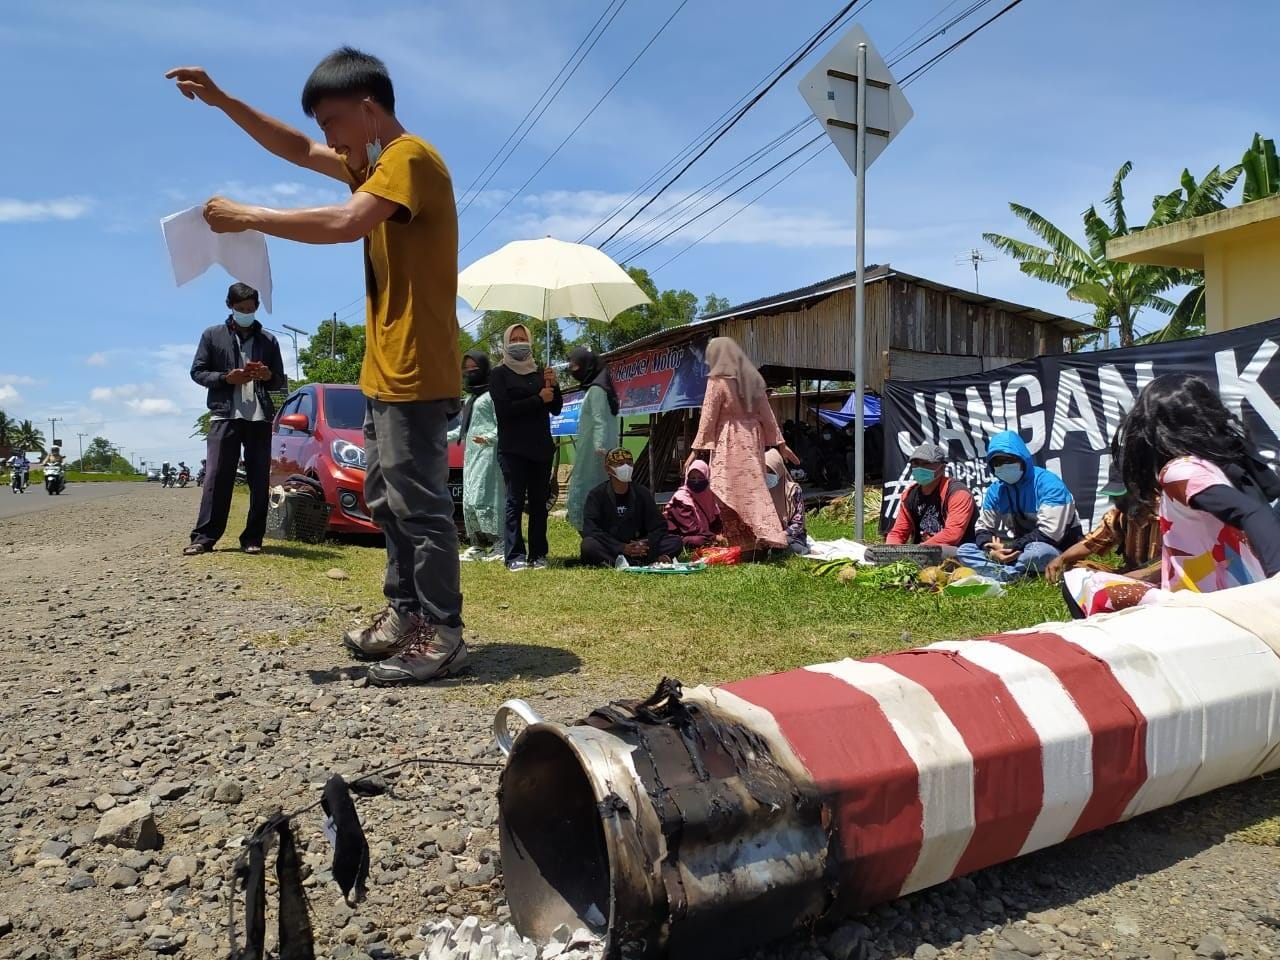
<box><xmin>765</xmin><ymin>472</ymin><xmax>780</xmax><ymax>489</ymax></box>
<box><xmin>993</xmin><ymin>462</ymin><xmax>1025</xmax><ymax>485</ymax></box>
<box><xmin>911</xmin><ymin>466</ymin><xmax>939</xmax><ymax>486</ymax></box>
<box><xmin>366</xmin><ymin>138</ymin><xmax>383</xmax><ymax>171</ymax></box>
<box><xmin>232</xmin><ymin>310</ymin><xmax>256</xmax><ymax>328</ymax></box>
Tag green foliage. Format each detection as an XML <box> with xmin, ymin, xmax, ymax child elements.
<box><xmin>299</xmin><ymin>318</ymin><xmax>365</xmax><ymax>384</ymax></box>
<box><xmin>0</xmin><ymin>410</ymin><xmax>12</xmax><ymax>452</ymax></box>
<box><xmin>985</xmin><ymin>159</ymin><xmax>1242</xmax><ymax>347</ymax></box>
<box><xmin>576</xmin><ymin>267</ymin><xmax>699</xmax><ymax>353</ymax></box>
<box><xmin>78</xmin><ymin>436</ymin><xmax>119</xmax><ymax>472</ymax></box>
<box><xmin>1242</xmin><ymin>134</ymin><xmax>1279</xmax><ymax>203</ymax></box>
<box><xmin>472</xmin><ymin>310</ymin><xmax>569</xmax><ymax>363</ymax></box>
<box><xmin>12</xmin><ymin>420</ymin><xmax>45</xmax><ymax>455</ymax></box>
<box><xmin>702</xmin><ymin>293</ymin><xmax>731</xmax><ymax>315</ymax></box>
<box><xmin>191</xmin><ymin>411</ymin><xmax>212</xmax><ymax>439</ymax></box>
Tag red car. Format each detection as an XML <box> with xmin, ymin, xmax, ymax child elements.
<box><xmin>271</xmin><ymin>383</ymin><xmax>464</xmax><ymax>535</ymax></box>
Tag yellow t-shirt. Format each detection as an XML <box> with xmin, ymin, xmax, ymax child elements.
<box><xmin>353</xmin><ymin>134</ymin><xmax>460</xmax><ymax>402</ymax></box>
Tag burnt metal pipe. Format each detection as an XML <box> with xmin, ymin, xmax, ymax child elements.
<box><xmin>497</xmin><ymin>579</ymin><xmax>1280</xmax><ymax>959</ymax></box>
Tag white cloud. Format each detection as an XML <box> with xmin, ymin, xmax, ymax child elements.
<box><xmin>0</xmin><ymin>196</ymin><xmax>93</xmax><ymax>223</ymax></box>
<box><xmin>125</xmin><ymin>397</ymin><xmax>181</xmax><ymax>416</ymax></box>
<box><xmin>0</xmin><ymin>373</ymin><xmax>39</xmax><ymax>386</ymax></box>
<box><xmin>86</xmin><ymin>353</ymin><xmax>109</xmax><ymax>367</ymax></box>
<box><xmin>90</xmin><ymin>384</ymin><xmax>141</xmax><ymax>402</ymax></box>
<box><xmin>213</xmin><ymin>180</ymin><xmax>346</xmax><ymax>209</ymax></box>
<box><xmin>0</xmin><ymin>385</ymin><xmax>19</xmax><ymax>403</ymax></box>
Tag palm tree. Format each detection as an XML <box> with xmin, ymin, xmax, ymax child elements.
<box><xmin>13</xmin><ymin>420</ymin><xmax>46</xmax><ymax>455</ymax></box>
<box><xmin>984</xmin><ymin>162</ymin><xmax>1236</xmax><ymax>347</ymax></box>
<box><xmin>0</xmin><ymin>410</ymin><xmax>12</xmax><ymax>456</ymax></box>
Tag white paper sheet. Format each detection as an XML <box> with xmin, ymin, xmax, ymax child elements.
<box><xmin>160</xmin><ymin>205</ymin><xmax>273</xmax><ymax>312</ymax></box>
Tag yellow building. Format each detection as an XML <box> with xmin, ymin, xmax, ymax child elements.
<box><xmin>1108</xmin><ymin>195</ymin><xmax>1280</xmax><ymax>334</ymax></box>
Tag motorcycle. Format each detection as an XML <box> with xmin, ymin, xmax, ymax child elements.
<box><xmin>9</xmin><ymin>468</ymin><xmax>25</xmax><ymax>494</ymax></box>
<box><xmin>161</xmin><ymin>468</ymin><xmax>177</xmax><ymax>489</ymax></box>
<box><xmin>177</xmin><ymin>467</ymin><xmax>191</xmax><ymax>488</ymax></box>
<box><xmin>44</xmin><ymin>461</ymin><xmax>65</xmax><ymax>496</ymax></box>
<box><xmin>196</xmin><ymin>467</ymin><xmax>206</xmax><ymax>487</ymax></box>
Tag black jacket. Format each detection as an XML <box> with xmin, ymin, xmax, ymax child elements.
<box><xmin>489</xmin><ymin>364</ymin><xmax>563</xmax><ymax>461</ymax></box>
<box><xmin>191</xmin><ymin>319</ymin><xmax>288</xmax><ymax>419</ymax></box>
<box><xmin>582</xmin><ymin>481</ymin><xmax>667</xmax><ymax>556</ymax></box>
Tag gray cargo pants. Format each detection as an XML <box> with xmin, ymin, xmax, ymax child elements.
<box><xmin>364</xmin><ymin>398</ymin><xmax>463</xmax><ymax>626</ymax></box>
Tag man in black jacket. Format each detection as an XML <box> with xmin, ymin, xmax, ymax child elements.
<box><xmin>185</xmin><ymin>283</ymin><xmax>287</xmax><ymax>555</ymax></box>
<box><xmin>580</xmin><ymin>448</ymin><xmax>683</xmax><ymax>567</ymax></box>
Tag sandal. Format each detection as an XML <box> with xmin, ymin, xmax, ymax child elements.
<box><xmin>183</xmin><ymin>543</ymin><xmax>209</xmax><ymax>556</ymax></box>
<box><xmin>242</xmin><ymin>544</ymin><xmax>263</xmax><ymax>555</ymax></box>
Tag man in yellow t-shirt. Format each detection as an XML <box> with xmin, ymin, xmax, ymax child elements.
<box><xmin>166</xmin><ymin>48</ymin><xmax>464</xmax><ymax>685</ymax></box>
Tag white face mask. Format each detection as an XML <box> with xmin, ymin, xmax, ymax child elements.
<box><xmin>612</xmin><ymin>464</ymin><xmax>634</xmax><ymax>484</ymax></box>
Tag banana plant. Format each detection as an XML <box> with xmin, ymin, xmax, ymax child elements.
<box><xmin>1242</xmin><ymin>134</ymin><xmax>1279</xmax><ymax>203</ymax></box>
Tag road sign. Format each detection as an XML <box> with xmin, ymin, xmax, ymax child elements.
<box><xmin>799</xmin><ymin>24</ymin><xmax>913</xmax><ymax>176</ymax></box>
<box><xmin>797</xmin><ymin>25</ymin><xmax>913</xmax><ymax>541</ymax></box>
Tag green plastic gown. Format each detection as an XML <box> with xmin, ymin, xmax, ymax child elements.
<box><xmin>448</xmin><ymin>391</ymin><xmax>504</xmax><ymax>542</ymax></box>
<box><xmin>566</xmin><ymin>384</ymin><xmax>621</xmax><ymax>532</ymax></box>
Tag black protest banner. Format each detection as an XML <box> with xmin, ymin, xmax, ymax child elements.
<box><xmin>881</xmin><ymin>317</ymin><xmax>1280</xmax><ymax>534</ymax></box>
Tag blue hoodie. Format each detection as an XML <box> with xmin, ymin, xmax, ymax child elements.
<box><xmin>975</xmin><ymin>431</ymin><xmax>1082</xmax><ymax>551</ymax></box>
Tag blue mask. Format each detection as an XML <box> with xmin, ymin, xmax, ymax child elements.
<box><xmin>232</xmin><ymin>310</ymin><xmax>256</xmax><ymax>328</ymax></box>
<box><xmin>993</xmin><ymin>463</ymin><xmax>1025</xmax><ymax>485</ymax></box>
<box><xmin>366</xmin><ymin>138</ymin><xmax>383</xmax><ymax>171</ymax></box>
<box><xmin>765</xmin><ymin>472</ymin><xmax>780</xmax><ymax>489</ymax></box>
<box><xmin>911</xmin><ymin>466</ymin><xmax>939</xmax><ymax>486</ymax></box>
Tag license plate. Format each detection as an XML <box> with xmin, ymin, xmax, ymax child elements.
<box><xmin>449</xmin><ymin>484</ymin><xmax>463</xmax><ymax>500</ymax></box>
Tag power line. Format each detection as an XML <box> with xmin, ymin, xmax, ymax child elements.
<box><xmin>606</xmin><ymin>118</ymin><xmax>818</xmax><ymax>261</ymax></box>
<box><xmin>596</xmin><ymin>0</ymin><xmax>871</xmax><ymax>249</ymax></box>
<box><xmin>651</xmin><ymin>140</ymin><xmax>833</xmax><ymax>275</ymax></box>
<box><xmin>631</xmin><ymin>0</ymin><xmax>1030</xmax><ymax>269</ymax></box>
<box><xmin>624</xmin><ymin>131</ymin><xmax>828</xmax><ymax>263</ymax></box>
<box><xmin>896</xmin><ymin>0</ymin><xmax>1027</xmax><ymax>85</ymax></box>
<box><xmin>458</xmin><ymin>0</ymin><xmax>691</xmax><ymax>255</ymax></box>
<box><xmin>455</xmin><ymin>0</ymin><xmax>629</xmax><ymax>218</ymax></box>
<box><xmin>577</xmin><ymin>0</ymin><xmax>870</xmax><ymax>246</ymax></box>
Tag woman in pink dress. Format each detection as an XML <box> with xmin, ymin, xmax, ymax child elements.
<box><xmin>686</xmin><ymin>337</ymin><xmax>798</xmax><ymax>553</ymax></box>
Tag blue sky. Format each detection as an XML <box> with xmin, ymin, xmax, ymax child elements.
<box><xmin>1</xmin><ymin>0</ymin><xmax>1276</xmax><ymax>466</ymax></box>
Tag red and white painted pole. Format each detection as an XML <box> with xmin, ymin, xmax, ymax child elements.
<box><xmin>497</xmin><ymin>577</ymin><xmax>1280</xmax><ymax>959</ymax></box>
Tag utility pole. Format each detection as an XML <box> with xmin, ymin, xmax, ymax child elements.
<box><xmin>48</xmin><ymin>417</ymin><xmax>62</xmax><ymax>451</ymax></box>
<box><xmin>954</xmin><ymin>249</ymin><xmax>995</xmax><ymax>293</ymax></box>
<box><xmin>331</xmin><ymin>311</ymin><xmax>337</xmax><ymax>359</ymax></box>
<box><xmin>282</xmin><ymin>324</ymin><xmax>311</xmax><ymax>384</ymax></box>
<box><xmin>76</xmin><ymin>432</ymin><xmax>87</xmax><ymax>470</ymax></box>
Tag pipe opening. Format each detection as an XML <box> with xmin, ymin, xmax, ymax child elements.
<box><xmin>500</xmin><ymin>729</ymin><xmax>612</xmax><ymax>941</ymax></box>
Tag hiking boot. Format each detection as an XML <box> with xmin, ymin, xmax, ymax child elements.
<box><xmin>342</xmin><ymin>607</ymin><xmax>419</xmax><ymax>661</ymax></box>
<box><xmin>367</xmin><ymin>621</ymin><xmax>468</xmax><ymax>686</ymax></box>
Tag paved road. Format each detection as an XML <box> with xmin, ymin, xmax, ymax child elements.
<box><xmin>0</xmin><ymin>481</ymin><xmax>188</xmax><ymax>522</ymax></box>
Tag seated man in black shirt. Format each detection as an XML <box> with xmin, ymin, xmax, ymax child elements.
<box><xmin>580</xmin><ymin>448</ymin><xmax>683</xmax><ymax>567</ymax></box>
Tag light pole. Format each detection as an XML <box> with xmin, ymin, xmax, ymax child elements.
<box><xmin>283</xmin><ymin>324</ymin><xmax>311</xmax><ymax>382</ymax></box>
<box><xmin>48</xmin><ymin>416</ymin><xmax>62</xmax><ymax>452</ymax></box>
<box><xmin>77</xmin><ymin>432</ymin><xmax>87</xmax><ymax>470</ymax></box>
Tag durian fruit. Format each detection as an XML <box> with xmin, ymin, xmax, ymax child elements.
<box><xmin>837</xmin><ymin>566</ymin><xmax>858</xmax><ymax>584</ymax></box>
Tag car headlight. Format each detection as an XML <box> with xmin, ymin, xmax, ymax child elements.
<box><xmin>330</xmin><ymin>439</ymin><xmax>367</xmax><ymax>470</ymax></box>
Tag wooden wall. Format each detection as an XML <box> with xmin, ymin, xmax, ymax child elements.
<box><xmin>714</xmin><ymin>276</ymin><xmax>1068</xmax><ymax>392</ymax></box>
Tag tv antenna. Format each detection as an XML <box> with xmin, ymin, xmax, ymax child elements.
<box><xmin>955</xmin><ymin>248</ymin><xmax>995</xmax><ymax>293</ymax></box>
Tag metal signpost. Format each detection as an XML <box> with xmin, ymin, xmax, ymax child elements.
<box><xmin>799</xmin><ymin>25</ymin><xmax>912</xmax><ymax>539</ymax></box>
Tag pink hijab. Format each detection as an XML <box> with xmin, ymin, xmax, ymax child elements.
<box><xmin>670</xmin><ymin>459</ymin><xmax>720</xmax><ymax>530</ymax></box>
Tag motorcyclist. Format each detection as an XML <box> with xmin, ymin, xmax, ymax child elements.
<box><xmin>41</xmin><ymin>446</ymin><xmax>65</xmax><ymax>467</ymax></box>
<box><xmin>7</xmin><ymin>451</ymin><xmax>28</xmax><ymax>492</ymax></box>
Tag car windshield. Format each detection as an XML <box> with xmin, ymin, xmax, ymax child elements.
<box><xmin>324</xmin><ymin>388</ymin><xmax>366</xmax><ymax>430</ymax></box>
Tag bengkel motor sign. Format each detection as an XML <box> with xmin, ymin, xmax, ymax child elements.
<box><xmin>879</xmin><ymin>319</ymin><xmax>1280</xmax><ymax>534</ymax></box>
<box><xmin>607</xmin><ymin>339</ymin><xmax>709</xmax><ymax>416</ymax></box>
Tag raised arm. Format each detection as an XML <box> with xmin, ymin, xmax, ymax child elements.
<box><xmin>165</xmin><ymin>67</ymin><xmax>351</xmax><ymax>182</ymax></box>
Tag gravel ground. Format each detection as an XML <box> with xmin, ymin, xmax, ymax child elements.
<box><xmin>1</xmin><ymin>486</ymin><xmax>1278</xmax><ymax>960</ymax></box>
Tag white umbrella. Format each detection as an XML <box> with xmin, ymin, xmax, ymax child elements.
<box><xmin>458</xmin><ymin>237</ymin><xmax>652</xmax><ymax>362</ymax></box>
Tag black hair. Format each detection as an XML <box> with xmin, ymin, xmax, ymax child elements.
<box><xmin>1119</xmin><ymin>373</ymin><xmax>1252</xmax><ymax>502</ymax></box>
<box><xmin>301</xmin><ymin>47</ymin><xmax>395</xmax><ymax>117</ymax></box>
<box><xmin>226</xmin><ymin>283</ymin><xmax>259</xmax><ymax>309</ymax></box>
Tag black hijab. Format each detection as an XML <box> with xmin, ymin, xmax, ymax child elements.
<box><xmin>569</xmin><ymin>346</ymin><xmax>619</xmax><ymax>415</ymax></box>
<box><xmin>460</xmin><ymin>350</ymin><xmax>491</xmax><ymax>436</ymax></box>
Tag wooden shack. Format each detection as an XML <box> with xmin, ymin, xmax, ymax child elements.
<box><xmin>599</xmin><ymin>265</ymin><xmax>1089</xmax><ymax>491</ymax></box>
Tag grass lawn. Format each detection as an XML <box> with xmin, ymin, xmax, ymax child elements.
<box><xmin>210</xmin><ymin>498</ymin><xmax>1067</xmax><ymax>689</ymax></box>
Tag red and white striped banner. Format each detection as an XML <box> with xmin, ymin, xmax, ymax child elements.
<box><xmin>695</xmin><ymin>577</ymin><xmax>1280</xmax><ymax>912</ymax></box>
